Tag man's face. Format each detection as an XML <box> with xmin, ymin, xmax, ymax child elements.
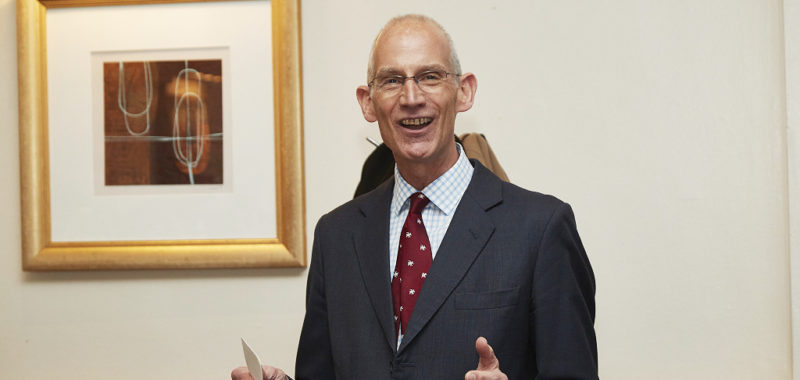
<box><xmin>357</xmin><ymin>22</ymin><xmax>476</xmax><ymax>180</ymax></box>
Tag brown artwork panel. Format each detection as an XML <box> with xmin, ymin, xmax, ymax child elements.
<box><xmin>103</xmin><ymin>59</ymin><xmax>223</xmax><ymax>185</ymax></box>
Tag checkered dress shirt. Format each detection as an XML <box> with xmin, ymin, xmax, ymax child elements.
<box><xmin>388</xmin><ymin>144</ymin><xmax>474</xmax><ymax>280</ymax></box>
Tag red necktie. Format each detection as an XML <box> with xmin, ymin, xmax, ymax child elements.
<box><xmin>392</xmin><ymin>192</ymin><xmax>432</xmax><ymax>338</ymax></box>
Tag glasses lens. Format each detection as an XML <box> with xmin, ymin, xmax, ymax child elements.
<box><xmin>372</xmin><ymin>71</ymin><xmax>453</xmax><ymax>94</ymax></box>
<box><xmin>375</xmin><ymin>75</ymin><xmax>401</xmax><ymax>91</ymax></box>
<box><xmin>417</xmin><ymin>71</ymin><xmax>445</xmax><ymax>84</ymax></box>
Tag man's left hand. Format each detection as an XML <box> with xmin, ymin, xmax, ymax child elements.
<box><xmin>464</xmin><ymin>337</ymin><xmax>508</xmax><ymax>380</ymax></box>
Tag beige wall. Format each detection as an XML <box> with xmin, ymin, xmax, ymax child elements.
<box><xmin>0</xmin><ymin>0</ymin><xmax>792</xmax><ymax>379</ymax></box>
<box><xmin>786</xmin><ymin>0</ymin><xmax>800</xmax><ymax>379</ymax></box>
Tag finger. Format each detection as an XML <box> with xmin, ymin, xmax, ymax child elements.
<box><xmin>464</xmin><ymin>370</ymin><xmax>478</xmax><ymax>380</ymax></box>
<box><xmin>231</xmin><ymin>366</ymin><xmax>255</xmax><ymax>380</ymax></box>
<box><xmin>475</xmin><ymin>336</ymin><xmax>499</xmax><ymax>371</ymax></box>
<box><xmin>261</xmin><ymin>365</ymin><xmax>288</xmax><ymax>380</ymax></box>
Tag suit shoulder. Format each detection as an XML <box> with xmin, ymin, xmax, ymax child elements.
<box><xmin>316</xmin><ymin>198</ymin><xmax>361</xmax><ymax>228</ymax></box>
<box><xmin>316</xmin><ymin>179</ymin><xmax>392</xmax><ymax>228</ymax></box>
<box><xmin>469</xmin><ymin>159</ymin><xmax>568</xmax><ymax>214</ymax></box>
<box><xmin>501</xmin><ymin>180</ymin><xmax>565</xmax><ymax>206</ymax></box>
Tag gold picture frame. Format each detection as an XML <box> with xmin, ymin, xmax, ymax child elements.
<box><xmin>17</xmin><ymin>0</ymin><xmax>306</xmax><ymax>270</ymax></box>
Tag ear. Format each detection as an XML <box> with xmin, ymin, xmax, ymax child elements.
<box><xmin>356</xmin><ymin>85</ymin><xmax>377</xmax><ymax>122</ymax></box>
<box><xmin>455</xmin><ymin>73</ymin><xmax>477</xmax><ymax>113</ymax></box>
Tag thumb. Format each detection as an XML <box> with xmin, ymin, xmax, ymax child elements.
<box><xmin>475</xmin><ymin>336</ymin><xmax>499</xmax><ymax>371</ymax></box>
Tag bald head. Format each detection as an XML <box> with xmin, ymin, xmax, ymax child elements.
<box><xmin>354</xmin><ymin>14</ymin><xmax>478</xmax><ymax>189</ymax></box>
<box><xmin>366</xmin><ymin>14</ymin><xmax>462</xmax><ymax>83</ymax></box>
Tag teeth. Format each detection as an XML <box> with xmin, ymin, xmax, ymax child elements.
<box><xmin>400</xmin><ymin>117</ymin><xmax>432</xmax><ymax>126</ymax></box>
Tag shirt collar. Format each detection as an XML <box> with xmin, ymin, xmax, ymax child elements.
<box><xmin>391</xmin><ymin>143</ymin><xmax>474</xmax><ymax>216</ymax></box>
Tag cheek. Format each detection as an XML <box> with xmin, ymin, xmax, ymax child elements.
<box><xmin>373</xmin><ymin>98</ymin><xmax>395</xmax><ymax>116</ymax></box>
<box><xmin>376</xmin><ymin>123</ymin><xmax>396</xmax><ymax>146</ymax></box>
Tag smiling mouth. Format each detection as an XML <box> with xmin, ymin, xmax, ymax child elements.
<box><xmin>399</xmin><ymin>117</ymin><xmax>433</xmax><ymax>128</ymax></box>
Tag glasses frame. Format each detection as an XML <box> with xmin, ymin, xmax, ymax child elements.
<box><xmin>368</xmin><ymin>70</ymin><xmax>461</xmax><ymax>94</ymax></box>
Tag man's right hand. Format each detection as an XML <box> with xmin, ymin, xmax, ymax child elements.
<box><xmin>231</xmin><ymin>365</ymin><xmax>288</xmax><ymax>380</ymax></box>
<box><xmin>464</xmin><ymin>337</ymin><xmax>508</xmax><ymax>380</ymax></box>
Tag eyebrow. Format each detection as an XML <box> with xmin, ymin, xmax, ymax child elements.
<box><xmin>374</xmin><ymin>64</ymin><xmax>450</xmax><ymax>77</ymax></box>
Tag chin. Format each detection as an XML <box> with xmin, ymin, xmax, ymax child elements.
<box><xmin>396</xmin><ymin>144</ymin><xmax>434</xmax><ymax>161</ymax></box>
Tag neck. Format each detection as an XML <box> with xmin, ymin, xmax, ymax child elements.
<box><xmin>396</xmin><ymin>145</ymin><xmax>459</xmax><ymax>190</ymax></box>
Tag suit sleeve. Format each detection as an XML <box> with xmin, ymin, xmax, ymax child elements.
<box><xmin>295</xmin><ymin>217</ymin><xmax>336</xmax><ymax>380</ymax></box>
<box><xmin>532</xmin><ymin>203</ymin><xmax>598</xmax><ymax>380</ymax></box>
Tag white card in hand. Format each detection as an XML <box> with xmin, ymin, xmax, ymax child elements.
<box><xmin>241</xmin><ymin>338</ymin><xmax>262</xmax><ymax>380</ymax></box>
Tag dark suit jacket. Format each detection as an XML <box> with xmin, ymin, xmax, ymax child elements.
<box><xmin>296</xmin><ymin>160</ymin><xmax>597</xmax><ymax>379</ymax></box>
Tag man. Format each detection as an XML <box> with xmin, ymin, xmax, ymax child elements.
<box><xmin>233</xmin><ymin>14</ymin><xmax>597</xmax><ymax>380</ymax></box>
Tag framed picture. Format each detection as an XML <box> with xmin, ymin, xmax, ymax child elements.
<box><xmin>17</xmin><ymin>0</ymin><xmax>305</xmax><ymax>270</ymax></box>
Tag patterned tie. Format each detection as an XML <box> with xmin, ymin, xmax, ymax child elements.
<box><xmin>392</xmin><ymin>192</ymin><xmax>432</xmax><ymax>338</ymax></box>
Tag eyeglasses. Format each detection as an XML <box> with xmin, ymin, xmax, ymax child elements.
<box><xmin>369</xmin><ymin>70</ymin><xmax>460</xmax><ymax>95</ymax></box>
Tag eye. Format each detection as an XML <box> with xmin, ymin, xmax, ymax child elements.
<box><xmin>418</xmin><ymin>71</ymin><xmax>444</xmax><ymax>82</ymax></box>
<box><xmin>379</xmin><ymin>76</ymin><xmax>402</xmax><ymax>86</ymax></box>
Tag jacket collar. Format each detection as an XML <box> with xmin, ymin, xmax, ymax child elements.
<box><xmin>353</xmin><ymin>160</ymin><xmax>504</xmax><ymax>353</ymax></box>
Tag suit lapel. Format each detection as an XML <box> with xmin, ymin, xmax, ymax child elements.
<box><xmin>398</xmin><ymin>162</ymin><xmax>503</xmax><ymax>353</ymax></box>
<box><xmin>353</xmin><ymin>180</ymin><xmax>397</xmax><ymax>352</ymax></box>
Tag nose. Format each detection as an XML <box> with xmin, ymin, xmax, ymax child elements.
<box><xmin>399</xmin><ymin>77</ymin><xmax>425</xmax><ymax>107</ymax></box>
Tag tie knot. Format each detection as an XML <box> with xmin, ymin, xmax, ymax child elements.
<box><xmin>408</xmin><ymin>192</ymin><xmax>430</xmax><ymax>215</ymax></box>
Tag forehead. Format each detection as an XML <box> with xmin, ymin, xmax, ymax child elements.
<box><xmin>372</xmin><ymin>22</ymin><xmax>451</xmax><ymax>73</ymax></box>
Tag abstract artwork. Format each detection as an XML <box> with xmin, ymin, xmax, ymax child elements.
<box><xmin>18</xmin><ymin>0</ymin><xmax>305</xmax><ymax>270</ymax></box>
<box><xmin>103</xmin><ymin>59</ymin><xmax>223</xmax><ymax>185</ymax></box>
